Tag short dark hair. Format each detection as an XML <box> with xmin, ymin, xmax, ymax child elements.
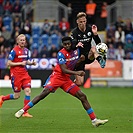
<box><xmin>62</xmin><ymin>36</ymin><xmax>72</xmax><ymax>43</ymax></box>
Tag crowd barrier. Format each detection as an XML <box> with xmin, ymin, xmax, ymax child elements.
<box><xmin>0</xmin><ymin>58</ymin><xmax>133</xmax><ymax>88</ymax></box>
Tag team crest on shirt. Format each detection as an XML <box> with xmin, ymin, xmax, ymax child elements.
<box><xmin>74</xmin><ymin>50</ymin><xmax>78</xmax><ymax>55</ymax></box>
<box><xmin>87</xmin><ymin>32</ymin><xmax>91</xmax><ymax>36</ymax></box>
<box><xmin>14</xmin><ymin>87</ymin><xmax>18</xmax><ymax>91</ymax></box>
<box><xmin>27</xmin><ymin>83</ymin><xmax>31</xmax><ymax>85</ymax></box>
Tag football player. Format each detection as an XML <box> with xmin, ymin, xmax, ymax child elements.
<box><xmin>0</xmin><ymin>34</ymin><xmax>36</xmax><ymax>117</ymax></box>
<box><xmin>15</xmin><ymin>36</ymin><xmax>108</xmax><ymax>127</ymax></box>
<box><xmin>70</xmin><ymin>12</ymin><xmax>106</xmax><ymax>86</ymax></box>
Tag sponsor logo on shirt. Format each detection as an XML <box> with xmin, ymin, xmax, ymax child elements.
<box><xmin>74</xmin><ymin>50</ymin><xmax>78</xmax><ymax>55</ymax></box>
<box><xmin>66</xmin><ymin>55</ymin><xmax>79</xmax><ymax>61</ymax></box>
<box><xmin>78</xmin><ymin>38</ymin><xmax>90</xmax><ymax>42</ymax></box>
<box><xmin>78</xmin><ymin>34</ymin><xmax>81</xmax><ymax>37</ymax></box>
<box><xmin>18</xmin><ymin>55</ymin><xmax>28</xmax><ymax>58</ymax></box>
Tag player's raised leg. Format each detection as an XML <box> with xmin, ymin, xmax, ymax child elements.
<box><xmin>89</xmin><ymin>46</ymin><xmax>106</xmax><ymax>68</ymax></box>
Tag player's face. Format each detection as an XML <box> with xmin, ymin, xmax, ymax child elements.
<box><xmin>17</xmin><ymin>36</ymin><xmax>26</xmax><ymax>48</ymax></box>
<box><xmin>77</xmin><ymin>16</ymin><xmax>87</xmax><ymax>30</ymax></box>
<box><xmin>63</xmin><ymin>40</ymin><xmax>72</xmax><ymax>52</ymax></box>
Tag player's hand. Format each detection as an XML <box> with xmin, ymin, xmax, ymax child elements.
<box><xmin>21</xmin><ymin>61</ymin><xmax>27</xmax><ymax>66</ymax></box>
<box><xmin>80</xmin><ymin>55</ymin><xmax>85</xmax><ymax>61</ymax></box>
<box><xmin>31</xmin><ymin>60</ymin><xmax>36</xmax><ymax>66</ymax></box>
<box><xmin>92</xmin><ymin>25</ymin><xmax>98</xmax><ymax>35</ymax></box>
<box><xmin>76</xmin><ymin>71</ymin><xmax>85</xmax><ymax>76</ymax></box>
<box><xmin>76</xmin><ymin>42</ymin><xmax>84</xmax><ymax>48</ymax></box>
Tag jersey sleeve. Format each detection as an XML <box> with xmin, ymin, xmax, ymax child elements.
<box><xmin>8</xmin><ymin>50</ymin><xmax>16</xmax><ymax>60</ymax></box>
<box><xmin>70</xmin><ymin>29</ymin><xmax>78</xmax><ymax>50</ymax></box>
<box><xmin>93</xmin><ymin>34</ymin><xmax>101</xmax><ymax>45</ymax></box>
<box><xmin>57</xmin><ymin>52</ymin><xmax>66</xmax><ymax>65</ymax></box>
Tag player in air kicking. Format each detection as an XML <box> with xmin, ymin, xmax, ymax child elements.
<box><xmin>70</xmin><ymin>12</ymin><xmax>107</xmax><ymax>86</ymax></box>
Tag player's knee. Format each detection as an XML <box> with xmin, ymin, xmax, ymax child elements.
<box><xmin>24</xmin><ymin>88</ymin><xmax>31</xmax><ymax>96</ymax></box>
<box><xmin>80</xmin><ymin>93</ymin><xmax>87</xmax><ymax>102</ymax></box>
<box><xmin>77</xmin><ymin>82</ymin><xmax>83</xmax><ymax>86</ymax></box>
<box><xmin>39</xmin><ymin>88</ymin><xmax>51</xmax><ymax>100</ymax></box>
<box><xmin>76</xmin><ymin>91</ymin><xmax>87</xmax><ymax>101</ymax></box>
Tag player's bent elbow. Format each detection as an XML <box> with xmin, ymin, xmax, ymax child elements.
<box><xmin>7</xmin><ymin>60</ymin><xmax>14</xmax><ymax>67</ymax></box>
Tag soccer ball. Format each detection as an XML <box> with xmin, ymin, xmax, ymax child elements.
<box><xmin>96</xmin><ymin>43</ymin><xmax>108</xmax><ymax>56</ymax></box>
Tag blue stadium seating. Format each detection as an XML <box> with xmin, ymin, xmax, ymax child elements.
<box><xmin>41</xmin><ymin>34</ymin><xmax>49</xmax><ymax>48</ymax></box>
<box><xmin>31</xmin><ymin>43</ymin><xmax>39</xmax><ymax>50</ymax></box>
<box><xmin>7</xmin><ymin>0</ymin><xmax>32</xmax><ymax>4</ymax></box>
<box><xmin>32</xmin><ymin>26</ymin><xmax>40</xmax><ymax>35</ymax></box>
<box><xmin>25</xmin><ymin>34</ymin><xmax>31</xmax><ymax>42</ymax></box>
<box><xmin>3</xmin><ymin>16</ymin><xmax>12</xmax><ymax>31</ymax></box>
<box><xmin>50</xmin><ymin>34</ymin><xmax>60</xmax><ymax>49</ymax></box>
<box><xmin>125</xmin><ymin>34</ymin><xmax>133</xmax><ymax>42</ymax></box>
<box><xmin>32</xmin><ymin>34</ymin><xmax>40</xmax><ymax>44</ymax></box>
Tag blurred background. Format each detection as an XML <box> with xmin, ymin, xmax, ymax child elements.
<box><xmin>0</xmin><ymin>0</ymin><xmax>133</xmax><ymax>88</ymax></box>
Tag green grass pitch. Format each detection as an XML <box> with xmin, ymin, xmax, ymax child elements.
<box><xmin>0</xmin><ymin>86</ymin><xmax>132</xmax><ymax>133</ymax></box>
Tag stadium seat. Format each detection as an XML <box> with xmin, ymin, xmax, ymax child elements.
<box><xmin>3</xmin><ymin>16</ymin><xmax>12</xmax><ymax>31</ymax></box>
<box><xmin>41</xmin><ymin>34</ymin><xmax>49</xmax><ymax>48</ymax></box>
<box><xmin>32</xmin><ymin>34</ymin><xmax>40</xmax><ymax>44</ymax></box>
<box><xmin>25</xmin><ymin>34</ymin><xmax>31</xmax><ymax>42</ymax></box>
<box><xmin>125</xmin><ymin>34</ymin><xmax>133</xmax><ymax>42</ymax></box>
<box><xmin>50</xmin><ymin>34</ymin><xmax>60</xmax><ymax>49</ymax></box>
<box><xmin>32</xmin><ymin>26</ymin><xmax>40</xmax><ymax>35</ymax></box>
<box><xmin>30</xmin><ymin>43</ymin><xmax>39</xmax><ymax>50</ymax></box>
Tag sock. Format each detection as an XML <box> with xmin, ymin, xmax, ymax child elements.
<box><xmin>24</xmin><ymin>95</ymin><xmax>30</xmax><ymax>113</ymax></box>
<box><xmin>103</xmin><ymin>55</ymin><xmax>107</xmax><ymax>61</ymax></box>
<box><xmin>2</xmin><ymin>94</ymin><xmax>14</xmax><ymax>101</ymax></box>
<box><xmin>96</xmin><ymin>55</ymin><xmax>102</xmax><ymax>62</ymax></box>
<box><xmin>23</xmin><ymin>101</ymin><xmax>34</xmax><ymax>112</ymax></box>
<box><xmin>86</xmin><ymin>108</ymin><xmax>96</xmax><ymax>120</ymax></box>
